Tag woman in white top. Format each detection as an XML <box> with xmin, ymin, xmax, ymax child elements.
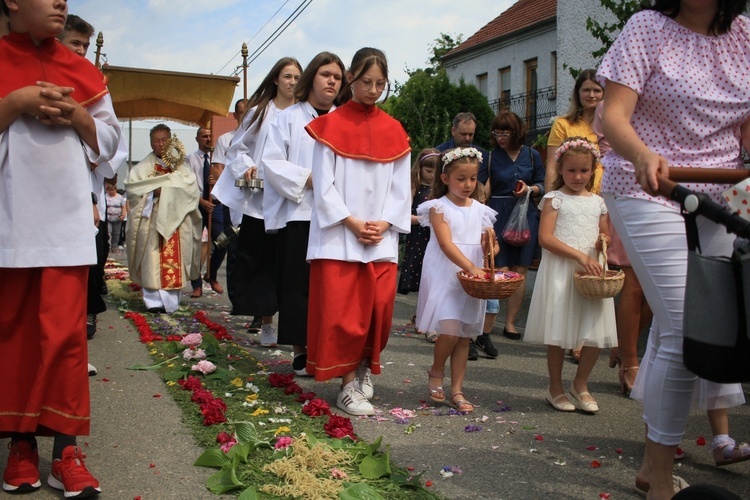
<box><xmin>262</xmin><ymin>52</ymin><xmax>345</xmax><ymax>375</ymax></box>
<box><xmin>213</xmin><ymin>57</ymin><xmax>302</xmax><ymax>347</ymax></box>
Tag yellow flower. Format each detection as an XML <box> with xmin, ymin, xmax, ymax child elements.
<box><xmin>230</xmin><ymin>377</ymin><xmax>244</xmax><ymax>388</ymax></box>
<box><xmin>274</xmin><ymin>426</ymin><xmax>291</xmax><ymax>436</ymax></box>
<box><xmin>245</xmin><ymin>394</ymin><xmax>258</xmax><ymax>402</ymax></box>
<box><xmin>250</xmin><ymin>408</ymin><xmax>269</xmax><ymax>417</ymax></box>
<box><xmin>166</xmin><ymin>381</ymin><xmax>177</xmax><ymax>386</ymax></box>
<box><xmin>166</xmin><ymin>363</ymin><xmax>174</xmax><ymax>368</ymax></box>
<box><xmin>149</xmin><ymin>349</ymin><xmax>157</xmax><ymax>355</ymax></box>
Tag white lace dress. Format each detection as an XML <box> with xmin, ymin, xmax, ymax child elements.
<box><xmin>524</xmin><ymin>191</ymin><xmax>617</xmax><ymax>349</ymax></box>
<box><xmin>415</xmin><ymin>197</ymin><xmax>497</xmax><ymax>338</ymax></box>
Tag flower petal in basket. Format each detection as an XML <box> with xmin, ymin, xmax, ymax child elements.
<box><xmin>457</xmin><ymin>270</ymin><xmax>525</xmax><ymax>300</ymax></box>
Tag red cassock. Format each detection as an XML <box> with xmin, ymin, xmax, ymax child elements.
<box><xmin>0</xmin><ymin>32</ymin><xmax>108</xmax><ymax>437</ymax></box>
<box><xmin>305</xmin><ymin>100</ymin><xmax>410</xmax><ymax>381</ymax></box>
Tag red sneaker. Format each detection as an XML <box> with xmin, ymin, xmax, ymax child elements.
<box><xmin>2</xmin><ymin>440</ymin><xmax>41</xmax><ymax>493</ymax></box>
<box><xmin>47</xmin><ymin>446</ymin><xmax>101</xmax><ymax>498</ymax></box>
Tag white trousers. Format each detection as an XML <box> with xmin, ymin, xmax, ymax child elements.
<box><xmin>605</xmin><ymin>195</ymin><xmax>735</xmax><ymax>446</ymax></box>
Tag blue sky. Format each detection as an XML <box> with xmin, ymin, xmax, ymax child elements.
<box><xmin>74</xmin><ymin>0</ymin><xmax>516</xmax><ymax>107</ymax></box>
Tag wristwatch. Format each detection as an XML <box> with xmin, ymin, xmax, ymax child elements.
<box><xmin>91</xmin><ymin>192</ymin><xmax>98</xmax><ymax>205</ymax></box>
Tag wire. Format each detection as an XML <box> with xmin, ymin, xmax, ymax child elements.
<box><xmin>214</xmin><ymin>0</ymin><xmax>291</xmax><ymax>75</ymax></box>
<box><xmin>246</xmin><ymin>0</ymin><xmax>314</xmax><ymax>66</ymax></box>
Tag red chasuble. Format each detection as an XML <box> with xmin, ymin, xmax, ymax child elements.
<box><xmin>305</xmin><ymin>100</ymin><xmax>410</xmax><ymax>163</ymax></box>
<box><xmin>0</xmin><ymin>31</ymin><xmax>108</xmax><ymax>106</ymax></box>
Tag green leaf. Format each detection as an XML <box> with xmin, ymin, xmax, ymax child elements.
<box><xmin>226</xmin><ymin>442</ymin><xmax>253</xmax><ymax>463</ymax></box>
<box><xmin>390</xmin><ymin>470</ymin><xmax>424</xmax><ymax>488</ymax></box>
<box><xmin>205</xmin><ymin>464</ymin><xmax>244</xmax><ymax>494</ymax></box>
<box><xmin>237</xmin><ymin>486</ymin><xmax>259</xmax><ymax>500</ymax></box>
<box><xmin>339</xmin><ymin>482</ymin><xmax>384</xmax><ymax>500</ymax></box>
<box><xmin>194</xmin><ymin>448</ymin><xmax>228</xmax><ymax>468</ymax></box>
<box><xmin>126</xmin><ymin>363</ymin><xmax>162</xmax><ymax>371</ymax></box>
<box><xmin>359</xmin><ymin>454</ymin><xmax>391</xmax><ymax>479</ymax></box>
<box><xmin>163</xmin><ymin>369</ymin><xmax>189</xmax><ymax>382</ymax></box>
<box><xmin>234</xmin><ymin>422</ymin><xmax>259</xmax><ymax>444</ymax></box>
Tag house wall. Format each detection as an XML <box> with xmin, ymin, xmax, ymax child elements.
<box><xmin>444</xmin><ymin>22</ymin><xmax>556</xmax><ymax>105</ymax></box>
<box><xmin>556</xmin><ymin>1</ymin><xmax>617</xmax><ymax>115</ymax></box>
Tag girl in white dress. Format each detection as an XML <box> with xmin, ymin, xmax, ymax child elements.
<box><xmin>416</xmin><ymin>147</ymin><xmax>499</xmax><ymax>413</ymax></box>
<box><xmin>524</xmin><ymin>137</ymin><xmax>617</xmax><ymax>413</ymax></box>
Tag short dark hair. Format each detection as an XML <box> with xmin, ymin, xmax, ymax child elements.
<box><xmin>0</xmin><ymin>3</ymin><xmax>8</xmax><ymax>17</ymax></box>
<box><xmin>149</xmin><ymin>124</ymin><xmax>171</xmax><ymax>138</ymax></box>
<box><xmin>295</xmin><ymin>52</ymin><xmax>345</xmax><ymax>103</ymax></box>
<box><xmin>63</xmin><ymin>14</ymin><xmax>94</xmax><ymax>38</ymax></box>
<box><xmin>643</xmin><ymin>0</ymin><xmax>748</xmax><ymax>35</ymax></box>
<box><xmin>490</xmin><ymin>111</ymin><xmax>526</xmax><ymax>151</ymax></box>
<box><xmin>452</xmin><ymin>112</ymin><xmax>477</xmax><ymax>129</ymax></box>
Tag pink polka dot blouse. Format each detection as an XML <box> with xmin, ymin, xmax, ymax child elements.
<box><xmin>597</xmin><ymin>10</ymin><xmax>750</xmax><ymax>209</ymax></box>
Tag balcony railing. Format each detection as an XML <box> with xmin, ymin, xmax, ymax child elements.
<box><xmin>488</xmin><ymin>86</ymin><xmax>557</xmax><ymax>132</ymax></box>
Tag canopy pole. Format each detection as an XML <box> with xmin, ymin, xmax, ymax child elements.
<box><xmin>241</xmin><ymin>43</ymin><xmax>248</xmax><ymax>101</ymax></box>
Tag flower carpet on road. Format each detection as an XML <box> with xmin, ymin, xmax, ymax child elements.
<box><xmin>104</xmin><ymin>261</ymin><xmax>439</xmax><ymax>499</ymax></box>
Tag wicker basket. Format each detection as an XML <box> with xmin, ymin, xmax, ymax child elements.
<box><xmin>573</xmin><ymin>236</ymin><xmax>625</xmax><ymax>299</ymax></box>
<box><xmin>457</xmin><ymin>229</ymin><xmax>525</xmax><ymax>300</ymax></box>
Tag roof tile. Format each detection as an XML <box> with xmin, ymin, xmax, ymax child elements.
<box><xmin>447</xmin><ymin>0</ymin><xmax>557</xmax><ymax>57</ymax></box>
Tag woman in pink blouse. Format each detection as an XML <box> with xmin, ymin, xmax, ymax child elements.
<box><xmin>599</xmin><ymin>1</ymin><xmax>750</xmax><ymax>498</ymax></box>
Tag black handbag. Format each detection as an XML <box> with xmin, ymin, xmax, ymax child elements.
<box><xmin>682</xmin><ymin>213</ymin><xmax>750</xmax><ymax>383</ymax></box>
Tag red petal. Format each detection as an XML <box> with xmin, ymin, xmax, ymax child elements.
<box><xmin>425</xmin><ymin>481</ymin><xmax>433</xmax><ymax>487</ymax></box>
<box><xmin>590</xmin><ymin>460</ymin><xmax>601</xmax><ymax>468</ymax></box>
<box><xmin>696</xmin><ymin>436</ymin><xmax>706</xmax><ymax>446</ymax></box>
<box><xmin>586</xmin><ymin>445</ymin><xmax>597</xmax><ymax>451</ymax></box>
<box><xmin>535</xmin><ymin>434</ymin><xmax>544</xmax><ymax>441</ymax></box>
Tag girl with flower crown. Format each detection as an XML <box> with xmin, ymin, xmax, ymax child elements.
<box><xmin>524</xmin><ymin>136</ymin><xmax>617</xmax><ymax>414</ymax></box>
<box><xmin>416</xmin><ymin>147</ymin><xmax>499</xmax><ymax>413</ymax></box>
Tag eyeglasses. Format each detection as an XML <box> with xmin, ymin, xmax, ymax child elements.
<box><xmin>357</xmin><ymin>79</ymin><xmax>388</xmax><ymax>92</ymax></box>
<box><xmin>491</xmin><ymin>131</ymin><xmax>512</xmax><ymax>138</ymax></box>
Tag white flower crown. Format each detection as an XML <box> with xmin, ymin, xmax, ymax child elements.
<box><xmin>442</xmin><ymin>147</ymin><xmax>483</xmax><ymax>170</ymax></box>
<box><xmin>554</xmin><ymin>137</ymin><xmax>600</xmax><ymax>162</ymax></box>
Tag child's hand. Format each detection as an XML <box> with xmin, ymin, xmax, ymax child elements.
<box><xmin>466</xmin><ymin>264</ymin><xmax>485</xmax><ymax>278</ymax></box>
<box><xmin>35</xmin><ymin>81</ymin><xmax>79</xmax><ymax>126</ymax></box>
<box><xmin>595</xmin><ymin>233</ymin><xmax>610</xmax><ymax>252</ymax></box>
<box><xmin>577</xmin><ymin>254</ymin><xmax>603</xmax><ymax>276</ymax></box>
<box><xmin>344</xmin><ymin>218</ymin><xmax>384</xmax><ymax>245</ymax></box>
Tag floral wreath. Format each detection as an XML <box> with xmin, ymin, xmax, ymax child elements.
<box><xmin>441</xmin><ymin>147</ymin><xmax>483</xmax><ymax>170</ymax></box>
<box><xmin>554</xmin><ymin>136</ymin><xmax>600</xmax><ymax>162</ymax></box>
<box><xmin>161</xmin><ymin>133</ymin><xmax>187</xmax><ymax>172</ymax></box>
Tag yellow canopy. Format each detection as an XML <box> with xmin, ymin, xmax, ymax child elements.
<box><xmin>102</xmin><ymin>65</ymin><xmax>240</xmax><ymax>127</ymax></box>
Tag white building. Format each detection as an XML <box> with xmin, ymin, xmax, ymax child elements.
<box><xmin>442</xmin><ymin>0</ymin><xmax>618</xmax><ymax>136</ymax></box>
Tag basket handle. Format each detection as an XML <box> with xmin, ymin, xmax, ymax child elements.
<box><xmin>598</xmin><ymin>234</ymin><xmax>608</xmax><ymax>278</ymax></box>
<box><xmin>486</xmin><ymin>228</ymin><xmax>495</xmax><ymax>276</ymax></box>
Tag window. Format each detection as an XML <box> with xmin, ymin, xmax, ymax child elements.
<box><xmin>498</xmin><ymin>67</ymin><xmax>511</xmax><ymax>109</ymax></box>
<box><xmin>476</xmin><ymin>73</ymin><xmax>488</xmax><ymax>97</ymax></box>
<box><xmin>525</xmin><ymin>58</ymin><xmax>538</xmax><ymax>129</ymax></box>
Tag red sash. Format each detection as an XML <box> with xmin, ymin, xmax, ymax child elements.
<box><xmin>160</xmin><ymin>232</ymin><xmax>183</xmax><ymax>290</ymax></box>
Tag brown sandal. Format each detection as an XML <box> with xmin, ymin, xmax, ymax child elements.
<box><xmin>427</xmin><ymin>370</ymin><xmax>445</xmax><ymax>403</ymax></box>
<box><xmin>450</xmin><ymin>392</ymin><xmax>474</xmax><ymax>413</ymax></box>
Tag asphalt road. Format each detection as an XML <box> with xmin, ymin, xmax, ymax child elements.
<box><xmin>5</xmin><ymin>256</ymin><xmax>749</xmax><ymax>500</ymax></box>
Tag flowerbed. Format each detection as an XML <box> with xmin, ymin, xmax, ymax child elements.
<box><xmin>119</xmin><ymin>301</ymin><xmax>437</xmax><ymax>499</ymax></box>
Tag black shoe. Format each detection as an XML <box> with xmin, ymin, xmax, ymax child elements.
<box><xmin>292</xmin><ymin>353</ymin><xmax>311</xmax><ymax>377</ymax></box>
<box><xmin>146</xmin><ymin>307</ymin><xmax>166</xmax><ymax>314</ymax></box>
<box><xmin>86</xmin><ymin>314</ymin><xmax>96</xmax><ymax>340</ymax></box>
<box><xmin>475</xmin><ymin>334</ymin><xmax>498</xmax><ymax>359</ymax></box>
<box><xmin>100</xmin><ymin>283</ymin><xmax>108</xmax><ymax>295</ymax></box>
<box><xmin>503</xmin><ymin>328</ymin><xmax>521</xmax><ymax>340</ymax></box>
<box><xmin>247</xmin><ymin>317</ymin><xmax>262</xmax><ymax>333</ymax></box>
<box><xmin>468</xmin><ymin>340</ymin><xmax>479</xmax><ymax>361</ymax></box>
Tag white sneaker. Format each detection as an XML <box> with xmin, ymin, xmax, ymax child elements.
<box><xmin>336</xmin><ymin>381</ymin><xmax>374</xmax><ymax>416</ymax></box>
<box><xmin>87</xmin><ymin>363</ymin><xmax>97</xmax><ymax>376</ymax></box>
<box><xmin>259</xmin><ymin>324</ymin><xmax>278</xmax><ymax>347</ymax></box>
<box><xmin>355</xmin><ymin>361</ymin><xmax>374</xmax><ymax>399</ymax></box>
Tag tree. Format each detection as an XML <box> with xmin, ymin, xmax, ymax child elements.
<box><xmin>383</xmin><ymin>33</ymin><xmax>494</xmax><ymax>157</ymax></box>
